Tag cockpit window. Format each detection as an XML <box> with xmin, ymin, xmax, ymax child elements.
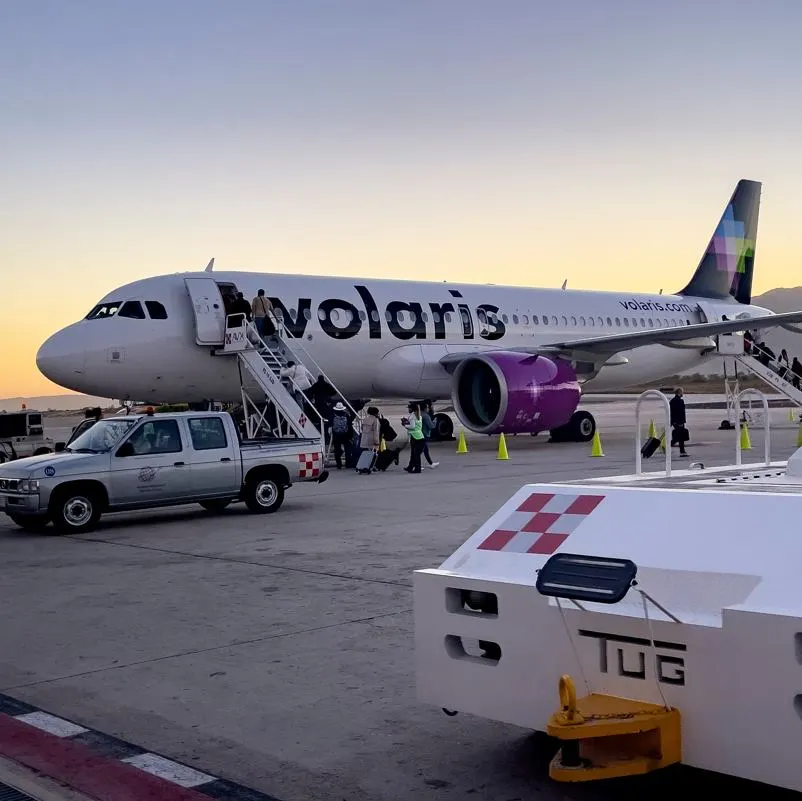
<box><xmin>85</xmin><ymin>302</ymin><xmax>121</xmax><ymax>320</ymax></box>
<box><xmin>118</xmin><ymin>301</ymin><xmax>146</xmax><ymax>319</ymax></box>
<box><xmin>145</xmin><ymin>301</ymin><xmax>168</xmax><ymax>320</ymax></box>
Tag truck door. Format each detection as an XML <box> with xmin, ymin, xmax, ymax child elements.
<box><xmin>186</xmin><ymin>416</ymin><xmax>239</xmax><ymax>497</ymax></box>
<box><xmin>110</xmin><ymin>418</ymin><xmax>194</xmax><ymax>506</ymax></box>
<box><xmin>184</xmin><ymin>277</ymin><xmax>226</xmax><ymax>345</ymax></box>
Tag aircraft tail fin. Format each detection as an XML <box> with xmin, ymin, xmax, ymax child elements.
<box><xmin>678</xmin><ymin>179</ymin><xmax>760</xmax><ymax>305</ymax></box>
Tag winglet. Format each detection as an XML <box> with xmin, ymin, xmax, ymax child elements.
<box><xmin>205</xmin><ymin>258</ymin><xmax>215</xmax><ymax>272</ymax></box>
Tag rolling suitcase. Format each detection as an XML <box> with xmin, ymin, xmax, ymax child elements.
<box><xmin>356</xmin><ymin>449</ymin><xmax>378</xmax><ymax>474</ymax></box>
<box><xmin>641</xmin><ymin>435</ymin><xmax>661</xmax><ymax>459</ymax></box>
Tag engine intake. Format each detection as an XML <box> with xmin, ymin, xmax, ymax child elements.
<box><xmin>451</xmin><ymin>351</ymin><xmax>580</xmax><ymax>435</ymax></box>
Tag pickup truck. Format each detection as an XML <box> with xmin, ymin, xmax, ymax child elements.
<box><xmin>0</xmin><ymin>411</ymin><xmax>328</xmax><ymax>534</ymax></box>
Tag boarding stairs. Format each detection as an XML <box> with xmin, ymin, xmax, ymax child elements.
<box><xmin>716</xmin><ymin>333</ymin><xmax>802</xmax><ymax>426</ymax></box>
<box><xmin>213</xmin><ymin>313</ymin><xmax>361</xmax><ymax>455</ymax></box>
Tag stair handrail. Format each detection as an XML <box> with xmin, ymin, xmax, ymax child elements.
<box><xmin>270</xmin><ymin>315</ymin><xmax>362</xmax><ymax>426</ymax></box>
<box><xmin>233</xmin><ymin>313</ymin><xmax>326</xmax><ymax>446</ymax></box>
<box><xmin>634</xmin><ymin>390</ymin><xmax>672</xmax><ymax>477</ymax></box>
<box><xmin>734</xmin><ymin>388</ymin><xmax>770</xmax><ymax>467</ymax></box>
<box><xmin>746</xmin><ymin>345</ymin><xmax>796</xmax><ymax>387</ymax></box>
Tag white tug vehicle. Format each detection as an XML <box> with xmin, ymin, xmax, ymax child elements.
<box><xmin>414</xmin><ymin>389</ymin><xmax>802</xmax><ymax>792</ymax></box>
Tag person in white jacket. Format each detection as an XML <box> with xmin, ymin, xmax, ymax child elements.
<box><xmin>280</xmin><ymin>361</ymin><xmax>314</xmax><ymax>408</ymax></box>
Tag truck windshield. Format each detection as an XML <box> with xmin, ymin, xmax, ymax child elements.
<box><xmin>68</xmin><ymin>419</ymin><xmax>137</xmax><ymax>453</ymax></box>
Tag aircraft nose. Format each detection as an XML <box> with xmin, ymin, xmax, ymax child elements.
<box><xmin>36</xmin><ymin>325</ymin><xmax>88</xmax><ymax>391</ymax></box>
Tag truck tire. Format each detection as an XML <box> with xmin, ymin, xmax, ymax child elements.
<box><xmin>33</xmin><ymin>447</ymin><xmax>52</xmax><ymax>456</ymax></box>
<box><xmin>244</xmin><ymin>474</ymin><xmax>284</xmax><ymax>514</ymax></box>
<box><xmin>49</xmin><ymin>487</ymin><xmax>102</xmax><ymax>534</ymax></box>
<box><xmin>7</xmin><ymin>514</ymin><xmax>50</xmax><ymax>532</ymax></box>
<box><xmin>199</xmin><ymin>499</ymin><xmax>232</xmax><ymax>513</ymax></box>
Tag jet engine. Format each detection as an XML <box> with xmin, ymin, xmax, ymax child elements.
<box><xmin>451</xmin><ymin>352</ymin><xmax>581</xmax><ymax>435</ymax></box>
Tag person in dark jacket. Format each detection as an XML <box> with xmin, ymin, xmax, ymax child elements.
<box><xmin>792</xmin><ymin>357</ymin><xmax>802</xmax><ymax>390</ymax></box>
<box><xmin>669</xmin><ymin>387</ymin><xmax>689</xmax><ymax>457</ymax></box>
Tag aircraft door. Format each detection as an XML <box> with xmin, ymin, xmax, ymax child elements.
<box><xmin>696</xmin><ymin>301</ymin><xmax>720</xmax><ymax>324</ymax></box>
<box><xmin>185</xmin><ymin>277</ymin><xmax>226</xmax><ymax>345</ymax></box>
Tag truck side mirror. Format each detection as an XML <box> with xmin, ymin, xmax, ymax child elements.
<box><xmin>55</xmin><ymin>442</ymin><xmax>66</xmax><ymax>453</ymax></box>
<box><xmin>116</xmin><ymin>442</ymin><xmax>134</xmax><ymax>458</ymax></box>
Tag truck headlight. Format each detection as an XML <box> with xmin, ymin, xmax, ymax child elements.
<box><xmin>19</xmin><ymin>479</ymin><xmax>40</xmax><ymax>493</ymax></box>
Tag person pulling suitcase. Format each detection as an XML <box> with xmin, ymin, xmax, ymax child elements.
<box><xmin>356</xmin><ymin>406</ymin><xmax>381</xmax><ymax>474</ymax></box>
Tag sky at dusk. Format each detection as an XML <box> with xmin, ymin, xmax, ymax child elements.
<box><xmin>4</xmin><ymin>0</ymin><xmax>802</xmax><ymax>397</ymax></box>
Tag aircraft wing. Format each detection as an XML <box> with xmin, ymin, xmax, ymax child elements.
<box><xmin>439</xmin><ymin>310</ymin><xmax>802</xmax><ymax>369</ymax></box>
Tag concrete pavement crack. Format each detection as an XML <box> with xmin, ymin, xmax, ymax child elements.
<box><xmin>67</xmin><ymin>536</ymin><xmax>412</xmax><ymax>588</ymax></box>
<box><xmin>1</xmin><ymin>608</ymin><xmax>412</xmax><ymax>692</ymax></box>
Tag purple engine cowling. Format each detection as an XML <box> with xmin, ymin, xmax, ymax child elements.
<box><xmin>451</xmin><ymin>351</ymin><xmax>581</xmax><ymax>435</ymax></box>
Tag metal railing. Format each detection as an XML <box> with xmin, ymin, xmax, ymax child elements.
<box><xmin>734</xmin><ymin>388</ymin><xmax>771</xmax><ymax>467</ymax></box>
<box><xmin>634</xmin><ymin>390</ymin><xmax>672</xmax><ymax>477</ymax></box>
<box><xmin>272</xmin><ymin>315</ymin><xmax>362</xmax><ymax>423</ymax></box>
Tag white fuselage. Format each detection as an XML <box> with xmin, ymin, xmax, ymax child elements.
<box><xmin>36</xmin><ymin>271</ymin><xmax>768</xmax><ymax>404</ymax></box>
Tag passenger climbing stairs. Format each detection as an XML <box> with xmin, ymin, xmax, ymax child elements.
<box><xmin>214</xmin><ymin>313</ymin><xmax>360</xmax><ymax>455</ymax></box>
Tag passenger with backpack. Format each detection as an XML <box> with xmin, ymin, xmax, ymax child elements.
<box><xmin>330</xmin><ymin>402</ymin><xmax>353</xmax><ymax>470</ymax></box>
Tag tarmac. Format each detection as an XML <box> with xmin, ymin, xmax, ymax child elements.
<box><xmin>1</xmin><ymin>396</ymin><xmax>801</xmax><ymax>800</ymax></box>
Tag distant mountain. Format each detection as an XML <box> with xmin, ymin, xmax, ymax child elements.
<box><xmin>0</xmin><ymin>395</ymin><xmax>115</xmax><ymax>413</ymax></box>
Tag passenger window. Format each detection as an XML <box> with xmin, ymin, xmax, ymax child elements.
<box><xmin>588</xmin><ymin>316</ymin><xmax>595</xmax><ymax>327</ymax></box>
<box><xmin>523</xmin><ymin>314</ymin><xmax>529</xmax><ymax>324</ymax></box>
<box><xmin>502</xmin><ymin>314</ymin><xmax>509</xmax><ymax>324</ymax></box>
<box><xmin>624</xmin><ymin>318</ymin><xmax>629</xmax><ymax>327</ymax></box>
<box><xmin>127</xmin><ymin>420</ymin><xmax>182</xmax><ymax>455</ymax></box>
<box><xmin>579</xmin><ymin>316</ymin><xmax>585</xmax><ymax>326</ymax></box>
<box><xmin>85</xmin><ymin>301</ymin><xmax>121</xmax><ymax>319</ymax></box>
<box><xmin>606</xmin><ymin>317</ymin><xmax>612</xmax><ymax>327</ymax></box>
<box><xmin>145</xmin><ymin>301</ymin><xmax>168</xmax><ymax>320</ymax></box>
<box><xmin>615</xmin><ymin>317</ymin><xmax>621</xmax><ymax>327</ymax></box>
<box><xmin>561</xmin><ymin>315</ymin><xmax>567</xmax><ymax>326</ymax></box>
<box><xmin>640</xmin><ymin>317</ymin><xmax>646</xmax><ymax>327</ymax></box>
<box><xmin>304</xmin><ymin>308</ymin><xmax>312</xmax><ymax>320</ymax></box>
<box><xmin>118</xmin><ymin>301</ymin><xmax>146</xmax><ymax>319</ymax></box>
<box><xmin>648</xmin><ymin>318</ymin><xmax>653</xmax><ymax>327</ymax></box>
<box><xmin>189</xmin><ymin>417</ymin><xmax>228</xmax><ymax>450</ymax></box>
<box><xmin>571</xmin><ymin>316</ymin><xmax>577</xmax><ymax>326</ymax></box>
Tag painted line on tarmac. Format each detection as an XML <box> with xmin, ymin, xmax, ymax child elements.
<box><xmin>0</xmin><ymin>694</ymin><xmax>282</xmax><ymax>801</ymax></box>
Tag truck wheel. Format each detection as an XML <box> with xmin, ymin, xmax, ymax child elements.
<box><xmin>33</xmin><ymin>447</ymin><xmax>52</xmax><ymax>456</ymax></box>
<box><xmin>7</xmin><ymin>514</ymin><xmax>50</xmax><ymax>532</ymax></box>
<box><xmin>199</xmin><ymin>499</ymin><xmax>232</xmax><ymax>513</ymax></box>
<box><xmin>244</xmin><ymin>475</ymin><xmax>284</xmax><ymax>514</ymax></box>
<box><xmin>50</xmin><ymin>488</ymin><xmax>102</xmax><ymax>534</ymax></box>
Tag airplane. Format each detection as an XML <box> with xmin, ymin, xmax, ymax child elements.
<box><xmin>36</xmin><ymin>179</ymin><xmax>802</xmax><ymax>444</ymax></box>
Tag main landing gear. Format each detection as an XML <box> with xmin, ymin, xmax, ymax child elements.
<box><xmin>548</xmin><ymin>410</ymin><xmax>596</xmax><ymax>443</ymax></box>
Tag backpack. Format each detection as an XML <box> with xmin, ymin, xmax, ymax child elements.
<box><xmin>379</xmin><ymin>416</ymin><xmax>397</xmax><ymax>442</ymax></box>
<box><xmin>332</xmin><ymin>412</ymin><xmax>349</xmax><ymax>434</ymax></box>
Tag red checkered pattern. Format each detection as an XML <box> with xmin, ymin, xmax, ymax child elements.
<box><xmin>298</xmin><ymin>414</ymin><xmax>308</xmax><ymax>428</ymax></box>
<box><xmin>298</xmin><ymin>452</ymin><xmax>322</xmax><ymax>479</ymax></box>
<box><xmin>478</xmin><ymin>492</ymin><xmax>605</xmax><ymax>555</ymax></box>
